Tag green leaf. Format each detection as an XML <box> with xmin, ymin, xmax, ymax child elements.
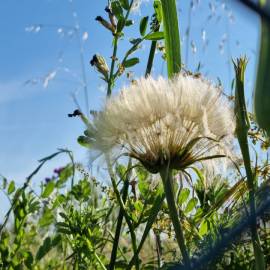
<box><xmin>29</xmin><ymin>200</ymin><xmax>40</xmax><ymax>213</ymax></box>
<box><xmin>117</xmin><ymin>17</ymin><xmax>125</xmax><ymax>33</ymax></box>
<box><xmin>52</xmin><ymin>194</ymin><xmax>66</xmax><ymax>208</ymax></box>
<box><xmin>57</xmin><ymin>164</ymin><xmax>73</xmax><ymax>187</ymax></box>
<box><xmin>35</xmin><ymin>237</ymin><xmax>52</xmax><ymax>261</ymax></box>
<box><xmin>178</xmin><ymin>188</ymin><xmax>190</xmax><ymax>206</ymax></box>
<box><xmin>127</xmin><ymin>193</ymin><xmax>165</xmax><ymax>268</ymax></box>
<box><xmin>123</xmin><ymin>57</ymin><xmax>139</xmax><ymax>68</ymax></box>
<box><xmin>160</xmin><ymin>0</ymin><xmax>181</xmax><ymax>77</ymax></box>
<box><xmin>154</xmin><ymin>0</ymin><xmax>163</xmax><ymax>23</ymax></box>
<box><xmin>134</xmin><ymin>201</ymin><xmax>143</xmax><ymax>212</ymax></box>
<box><xmin>7</xmin><ymin>181</ymin><xmax>15</xmax><ymax>195</ymax></box>
<box><xmin>145</xmin><ymin>31</ymin><xmax>164</xmax><ymax>41</ymax></box>
<box><xmin>111</xmin><ymin>1</ymin><xmax>123</xmax><ymax>19</ymax></box>
<box><xmin>115</xmin><ymin>164</ymin><xmax>126</xmax><ymax>178</ymax></box>
<box><xmin>254</xmin><ymin>19</ymin><xmax>270</xmax><ymax>137</ymax></box>
<box><xmin>199</xmin><ymin>220</ymin><xmax>208</xmax><ymax>236</ymax></box>
<box><xmin>119</xmin><ymin>0</ymin><xmax>129</xmax><ymax>10</ymax></box>
<box><xmin>24</xmin><ymin>251</ymin><xmax>34</xmax><ymax>268</ymax></box>
<box><xmin>77</xmin><ymin>135</ymin><xmax>93</xmax><ymax>148</ymax></box>
<box><xmin>39</xmin><ymin>208</ymin><xmax>54</xmax><ymax>227</ymax></box>
<box><xmin>140</xmin><ymin>16</ymin><xmax>149</xmax><ymax>36</ymax></box>
<box><xmin>51</xmin><ymin>234</ymin><xmax>62</xmax><ymax>247</ymax></box>
<box><xmin>59</xmin><ymin>212</ymin><xmax>68</xmax><ymax>220</ymax></box>
<box><xmin>129</xmin><ymin>38</ymin><xmax>142</xmax><ymax>45</ymax></box>
<box><xmin>57</xmin><ymin>227</ymin><xmax>72</xmax><ymax>235</ymax></box>
<box><xmin>41</xmin><ymin>181</ymin><xmax>55</xmax><ymax>198</ymax></box>
<box><xmin>184</xmin><ymin>198</ymin><xmax>198</xmax><ymax>214</ymax></box>
<box><xmin>125</xmin><ymin>19</ymin><xmax>134</xmax><ymax>26</ymax></box>
<box><xmin>191</xmin><ymin>167</ymin><xmax>204</xmax><ymax>182</ymax></box>
<box><xmin>1</xmin><ymin>176</ymin><xmax>7</xmax><ymax>189</ymax></box>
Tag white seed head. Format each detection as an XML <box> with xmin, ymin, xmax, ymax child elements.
<box><xmin>91</xmin><ymin>74</ymin><xmax>235</xmax><ymax>173</ymax></box>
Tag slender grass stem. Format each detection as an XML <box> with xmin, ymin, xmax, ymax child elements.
<box><xmin>109</xmin><ymin>160</ymin><xmax>132</xmax><ymax>270</ymax></box>
<box><xmin>234</xmin><ymin>57</ymin><xmax>265</xmax><ymax>270</ymax></box>
<box><xmin>94</xmin><ymin>251</ymin><xmax>107</xmax><ymax>270</ymax></box>
<box><xmin>145</xmin><ymin>16</ymin><xmax>160</xmax><ymax>78</ymax></box>
<box><xmin>126</xmin><ymin>193</ymin><xmax>165</xmax><ymax>270</ymax></box>
<box><xmin>160</xmin><ymin>167</ymin><xmax>191</xmax><ymax>269</ymax></box>
<box><xmin>0</xmin><ymin>149</ymin><xmax>73</xmax><ymax>236</ymax></box>
<box><xmin>107</xmin><ymin>37</ymin><xmax>118</xmax><ymax>97</ymax></box>
<box><xmin>106</xmin><ymin>157</ymin><xmax>140</xmax><ymax>270</ymax></box>
<box><xmin>145</xmin><ymin>40</ymin><xmax>158</xmax><ymax>77</ymax></box>
<box><xmin>154</xmin><ymin>231</ymin><xmax>162</xmax><ymax>268</ymax></box>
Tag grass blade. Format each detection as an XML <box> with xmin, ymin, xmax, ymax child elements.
<box><xmin>160</xmin><ymin>0</ymin><xmax>181</xmax><ymax>77</ymax></box>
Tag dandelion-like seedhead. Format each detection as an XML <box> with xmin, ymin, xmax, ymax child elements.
<box><xmin>90</xmin><ymin>74</ymin><xmax>235</xmax><ymax>174</ymax></box>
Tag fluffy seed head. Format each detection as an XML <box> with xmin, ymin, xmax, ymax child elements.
<box><xmin>90</xmin><ymin>74</ymin><xmax>235</xmax><ymax>173</ymax></box>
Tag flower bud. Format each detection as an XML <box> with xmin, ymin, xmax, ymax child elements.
<box><xmin>90</xmin><ymin>54</ymin><xmax>109</xmax><ymax>81</ymax></box>
<box><xmin>105</xmin><ymin>6</ymin><xmax>117</xmax><ymax>29</ymax></box>
<box><xmin>95</xmin><ymin>16</ymin><xmax>116</xmax><ymax>34</ymax></box>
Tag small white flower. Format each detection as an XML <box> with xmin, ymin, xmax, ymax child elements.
<box><xmin>90</xmin><ymin>74</ymin><xmax>235</xmax><ymax>174</ymax></box>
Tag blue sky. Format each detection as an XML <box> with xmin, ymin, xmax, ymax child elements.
<box><xmin>0</xmin><ymin>0</ymin><xmax>259</xmax><ymax>217</ymax></box>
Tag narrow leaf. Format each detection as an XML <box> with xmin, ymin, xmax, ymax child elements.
<box><xmin>123</xmin><ymin>57</ymin><xmax>139</xmax><ymax>68</ymax></box>
<box><xmin>145</xmin><ymin>31</ymin><xmax>164</xmax><ymax>41</ymax></box>
<box><xmin>154</xmin><ymin>0</ymin><xmax>163</xmax><ymax>23</ymax></box>
<box><xmin>184</xmin><ymin>198</ymin><xmax>198</xmax><ymax>214</ymax></box>
<box><xmin>7</xmin><ymin>181</ymin><xmax>15</xmax><ymax>195</ymax></box>
<box><xmin>178</xmin><ymin>188</ymin><xmax>190</xmax><ymax>206</ymax></box>
<box><xmin>119</xmin><ymin>0</ymin><xmax>129</xmax><ymax>10</ymax></box>
<box><xmin>140</xmin><ymin>16</ymin><xmax>149</xmax><ymax>36</ymax></box>
<box><xmin>125</xmin><ymin>19</ymin><xmax>134</xmax><ymax>26</ymax></box>
<box><xmin>117</xmin><ymin>17</ymin><xmax>125</xmax><ymax>33</ymax></box>
<box><xmin>160</xmin><ymin>0</ymin><xmax>181</xmax><ymax>77</ymax></box>
<box><xmin>254</xmin><ymin>18</ymin><xmax>270</xmax><ymax>137</ymax></box>
<box><xmin>199</xmin><ymin>220</ymin><xmax>208</xmax><ymax>236</ymax></box>
<box><xmin>77</xmin><ymin>136</ymin><xmax>93</xmax><ymax>148</ymax></box>
<box><xmin>35</xmin><ymin>237</ymin><xmax>52</xmax><ymax>261</ymax></box>
<box><xmin>41</xmin><ymin>182</ymin><xmax>55</xmax><ymax>198</ymax></box>
<box><xmin>111</xmin><ymin>1</ymin><xmax>123</xmax><ymax>19</ymax></box>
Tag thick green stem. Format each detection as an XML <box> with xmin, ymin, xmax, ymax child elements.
<box><xmin>160</xmin><ymin>0</ymin><xmax>181</xmax><ymax>77</ymax></box>
<box><xmin>234</xmin><ymin>57</ymin><xmax>265</xmax><ymax>270</ymax></box>
<box><xmin>160</xmin><ymin>168</ymin><xmax>190</xmax><ymax>268</ymax></box>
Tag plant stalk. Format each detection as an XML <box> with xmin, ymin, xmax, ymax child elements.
<box><xmin>127</xmin><ymin>193</ymin><xmax>165</xmax><ymax>270</ymax></box>
<box><xmin>107</xmin><ymin>37</ymin><xmax>118</xmax><ymax>97</ymax></box>
<box><xmin>160</xmin><ymin>0</ymin><xmax>181</xmax><ymax>77</ymax></box>
<box><xmin>109</xmin><ymin>161</ymin><xmax>132</xmax><ymax>270</ymax></box>
<box><xmin>106</xmin><ymin>157</ymin><xmax>140</xmax><ymax>270</ymax></box>
<box><xmin>107</xmin><ymin>0</ymin><xmax>134</xmax><ymax>97</ymax></box>
<box><xmin>160</xmin><ymin>167</ymin><xmax>191</xmax><ymax>269</ymax></box>
<box><xmin>234</xmin><ymin>57</ymin><xmax>265</xmax><ymax>270</ymax></box>
<box><xmin>145</xmin><ymin>40</ymin><xmax>158</xmax><ymax>77</ymax></box>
